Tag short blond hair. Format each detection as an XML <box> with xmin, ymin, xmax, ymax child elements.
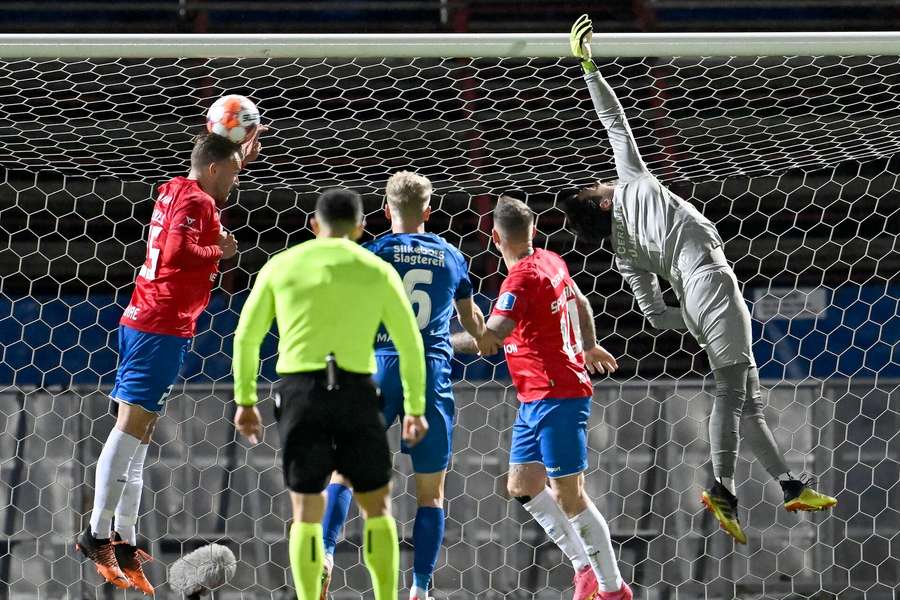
<box><xmin>385</xmin><ymin>170</ymin><xmax>432</xmax><ymax>218</ymax></box>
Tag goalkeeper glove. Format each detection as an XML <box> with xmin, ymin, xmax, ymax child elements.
<box><xmin>570</xmin><ymin>14</ymin><xmax>597</xmax><ymax>74</ymax></box>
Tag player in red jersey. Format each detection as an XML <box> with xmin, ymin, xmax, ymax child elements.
<box><xmin>452</xmin><ymin>193</ymin><xmax>632</xmax><ymax>600</ymax></box>
<box><xmin>75</xmin><ymin>130</ymin><xmax>263</xmax><ymax>595</ymax></box>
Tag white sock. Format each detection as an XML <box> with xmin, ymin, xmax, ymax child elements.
<box><xmin>409</xmin><ymin>586</ymin><xmax>427</xmax><ymax>600</ymax></box>
<box><xmin>523</xmin><ymin>489</ymin><xmax>589</xmax><ymax>572</ymax></box>
<box><xmin>569</xmin><ymin>501</ymin><xmax>624</xmax><ymax>593</ymax></box>
<box><xmin>89</xmin><ymin>428</ymin><xmax>141</xmax><ymax>539</ymax></box>
<box><xmin>719</xmin><ymin>476</ymin><xmax>736</xmax><ymax>495</ymax></box>
<box><xmin>114</xmin><ymin>443</ymin><xmax>149</xmax><ymax>545</ymax></box>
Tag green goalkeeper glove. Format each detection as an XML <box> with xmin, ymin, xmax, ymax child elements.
<box><xmin>570</xmin><ymin>14</ymin><xmax>597</xmax><ymax>74</ymax></box>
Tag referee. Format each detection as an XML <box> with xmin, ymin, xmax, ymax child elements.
<box><xmin>231</xmin><ymin>188</ymin><xmax>428</xmax><ymax>600</ymax></box>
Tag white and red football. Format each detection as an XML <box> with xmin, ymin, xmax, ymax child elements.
<box><xmin>206</xmin><ymin>94</ymin><xmax>260</xmax><ymax>144</ymax></box>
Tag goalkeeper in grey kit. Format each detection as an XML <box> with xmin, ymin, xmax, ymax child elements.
<box><xmin>559</xmin><ymin>14</ymin><xmax>837</xmax><ymax>543</ymax></box>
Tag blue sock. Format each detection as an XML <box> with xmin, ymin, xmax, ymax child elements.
<box><xmin>322</xmin><ymin>483</ymin><xmax>353</xmax><ymax>556</ymax></box>
<box><xmin>412</xmin><ymin>506</ymin><xmax>445</xmax><ymax>592</ymax></box>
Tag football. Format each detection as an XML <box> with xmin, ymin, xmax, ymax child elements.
<box><xmin>206</xmin><ymin>94</ymin><xmax>261</xmax><ymax>143</ymax></box>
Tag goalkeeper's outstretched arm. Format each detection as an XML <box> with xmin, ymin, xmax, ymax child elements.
<box><xmin>617</xmin><ymin>260</ymin><xmax>686</xmax><ymax>331</ymax></box>
<box><xmin>570</xmin><ymin>14</ymin><xmax>650</xmax><ymax>183</ymax></box>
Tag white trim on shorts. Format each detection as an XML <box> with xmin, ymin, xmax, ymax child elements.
<box><xmin>508</xmin><ymin>460</ymin><xmax>586</xmax><ymax>479</ymax></box>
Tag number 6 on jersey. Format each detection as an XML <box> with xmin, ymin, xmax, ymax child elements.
<box><xmin>403</xmin><ymin>268</ymin><xmax>434</xmax><ymax>329</ymax></box>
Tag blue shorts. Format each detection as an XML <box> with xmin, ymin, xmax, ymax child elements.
<box><xmin>110</xmin><ymin>325</ymin><xmax>191</xmax><ymax>413</ymax></box>
<box><xmin>509</xmin><ymin>397</ymin><xmax>591</xmax><ymax>478</ymax></box>
<box><xmin>377</xmin><ymin>354</ymin><xmax>455</xmax><ymax>474</ymax></box>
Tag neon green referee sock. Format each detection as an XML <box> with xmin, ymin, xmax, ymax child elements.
<box><xmin>363</xmin><ymin>515</ymin><xmax>399</xmax><ymax>600</ymax></box>
<box><xmin>289</xmin><ymin>521</ymin><xmax>324</xmax><ymax>600</ymax></box>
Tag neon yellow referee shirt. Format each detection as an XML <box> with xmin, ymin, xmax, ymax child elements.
<box><xmin>232</xmin><ymin>237</ymin><xmax>426</xmax><ymax>415</ymax></box>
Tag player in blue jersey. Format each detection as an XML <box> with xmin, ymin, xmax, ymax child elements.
<box><xmin>319</xmin><ymin>171</ymin><xmax>486</xmax><ymax>600</ymax></box>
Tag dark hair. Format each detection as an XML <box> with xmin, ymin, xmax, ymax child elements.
<box><xmin>557</xmin><ymin>188</ymin><xmax>611</xmax><ymax>244</ymax></box>
<box><xmin>191</xmin><ymin>132</ymin><xmax>242</xmax><ymax>169</ymax></box>
<box><xmin>493</xmin><ymin>194</ymin><xmax>534</xmax><ymax>242</ymax></box>
<box><xmin>316</xmin><ymin>188</ymin><xmax>363</xmax><ymax>228</ymax></box>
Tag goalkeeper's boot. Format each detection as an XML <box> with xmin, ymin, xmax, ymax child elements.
<box><xmin>782</xmin><ymin>476</ymin><xmax>837</xmax><ymax>513</ymax></box>
<box><xmin>320</xmin><ymin>553</ymin><xmax>333</xmax><ymax>600</ymax></box>
<box><xmin>701</xmin><ymin>481</ymin><xmax>748</xmax><ymax>544</ymax></box>
<box><xmin>112</xmin><ymin>533</ymin><xmax>154</xmax><ymax>595</ymax></box>
<box><xmin>597</xmin><ymin>582</ymin><xmax>633</xmax><ymax>600</ymax></box>
<box><xmin>572</xmin><ymin>564</ymin><xmax>599</xmax><ymax>600</ymax></box>
<box><xmin>74</xmin><ymin>525</ymin><xmax>131</xmax><ymax>589</ymax></box>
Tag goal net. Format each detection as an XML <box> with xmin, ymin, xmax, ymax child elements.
<box><xmin>0</xmin><ymin>33</ymin><xmax>897</xmax><ymax>600</ymax></box>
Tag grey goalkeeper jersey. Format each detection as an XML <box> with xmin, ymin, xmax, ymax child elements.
<box><xmin>583</xmin><ymin>70</ymin><xmax>724</xmax><ymax>321</ymax></box>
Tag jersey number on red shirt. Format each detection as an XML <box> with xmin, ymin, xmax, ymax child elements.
<box><xmin>559</xmin><ymin>293</ymin><xmax>584</xmax><ymax>361</ymax></box>
<box><xmin>138</xmin><ymin>225</ymin><xmax>164</xmax><ymax>281</ymax></box>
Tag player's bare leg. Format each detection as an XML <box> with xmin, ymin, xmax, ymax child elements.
<box><xmin>78</xmin><ymin>403</ymin><xmax>157</xmax><ymax>590</ymax></box>
<box><xmin>550</xmin><ymin>473</ymin><xmax>630</xmax><ymax>600</ymax></box>
<box><xmin>410</xmin><ymin>470</ymin><xmax>446</xmax><ymax>600</ymax></box>
<box><xmin>290</xmin><ymin>491</ymin><xmax>327</xmax><ymax>600</ymax></box>
<box><xmin>355</xmin><ymin>484</ymin><xmax>400</xmax><ymax>600</ymax></box>
<box><xmin>354</xmin><ymin>483</ymin><xmax>390</xmax><ymax>518</ymax></box>
<box><xmin>507</xmin><ymin>463</ymin><xmax>599</xmax><ymax>600</ymax></box>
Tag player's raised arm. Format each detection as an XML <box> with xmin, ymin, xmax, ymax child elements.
<box><xmin>240</xmin><ymin>125</ymin><xmax>268</xmax><ymax>168</ymax></box>
<box><xmin>231</xmin><ymin>263</ymin><xmax>276</xmax><ymax>442</ymax></box>
<box><xmin>617</xmin><ymin>259</ymin><xmax>686</xmax><ymax>331</ymax></box>
<box><xmin>571</xmin><ymin>14</ymin><xmax>650</xmax><ymax>183</ymax></box>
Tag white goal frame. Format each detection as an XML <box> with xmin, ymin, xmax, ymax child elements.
<box><xmin>1</xmin><ymin>29</ymin><xmax>898</xmax><ymax>600</ymax></box>
<box><xmin>1</xmin><ymin>31</ymin><xmax>900</xmax><ymax>59</ymax></box>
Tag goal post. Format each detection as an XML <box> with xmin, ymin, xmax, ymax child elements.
<box><xmin>0</xmin><ymin>33</ymin><xmax>897</xmax><ymax>600</ymax></box>
<box><xmin>2</xmin><ymin>31</ymin><xmax>900</xmax><ymax>58</ymax></box>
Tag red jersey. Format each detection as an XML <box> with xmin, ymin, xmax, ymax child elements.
<box><xmin>491</xmin><ymin>248</ymin><xmax>593</xmax><ymax>402</ymax></box>
<box><xmin>120</xmin><ymin>177</ymin><xmax>224</xmax><ymax>338</ymax></box>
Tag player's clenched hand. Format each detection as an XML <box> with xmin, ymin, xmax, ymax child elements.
<box><xmin>584</xmin><ymin>344</ymin><xmax>618</xmax><ymax>375</ymax></box>
<box><xmin>570</xmin><ymin>14</ymin><xmax>593</xmax><ymax>61</ymax></box>
<box><xmin>241</xmin><ymin>125</ymin><xmax>268</xmax><ymax>167</ymax></box>
<box><xmin>234</xmin><ymin>405</ymin><xmax>263</xmax><ymax>444</ymax></box>
<box><xmin>402</xmin><ymin>414</ymin><xmax>429</xmax><ymax>447</ymax></box>
<box><xmin>218</xmin><ymin>230</ymin><xmax>238</xmax><ymax>260</ymax></box>
<box><xmin>475</xmin><ymin>332</ymin><xmax>502</xmax><ymax>356</ymax></box>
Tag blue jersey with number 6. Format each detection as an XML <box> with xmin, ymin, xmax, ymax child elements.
<box><xmin>365</xmin><ymin>232</ymin><xmax>473</xmax><ymax>361</ymax></box>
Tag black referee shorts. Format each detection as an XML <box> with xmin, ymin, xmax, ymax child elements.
<box><xmin>274</xmin><ymin>369</ymin><xmax>392</xmax><ymax>494</ymax></box>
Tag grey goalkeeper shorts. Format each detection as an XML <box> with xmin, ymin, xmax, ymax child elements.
<box><xmin>681</xmin><ymin>264</ymin><xmax>756</xmax><ymax>370</ymax></box>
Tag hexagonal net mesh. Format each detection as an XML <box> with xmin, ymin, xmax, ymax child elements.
<box><xmin>0</xmin><ymin>46</ymin><xmax>898</xmax><ymax>600</ymax></box>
